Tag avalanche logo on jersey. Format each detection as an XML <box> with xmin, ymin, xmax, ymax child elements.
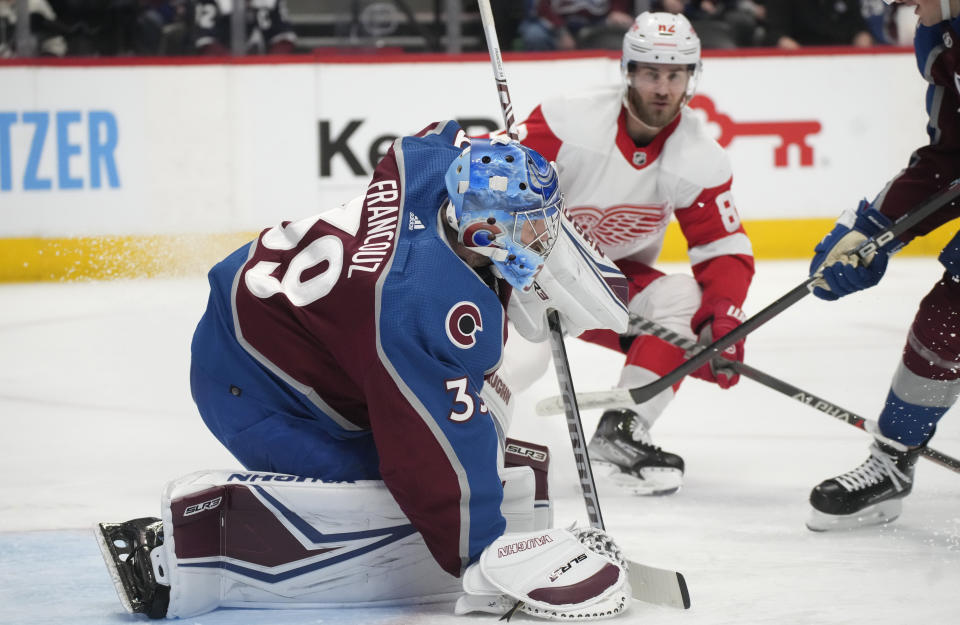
<box><xmin>446</xmin><ymin>301</ymin><xmax>483</xmax><ymax>349</ymax></box>
<box><xmin>567</xmin><ymin>204</ymin><xmax>670</xmax><ymax>246</ymax></box>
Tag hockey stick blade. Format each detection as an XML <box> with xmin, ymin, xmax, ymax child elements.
<box><xmin>534</xmin><ymin>278</ymin><xmax>811</xmax><ymax>416</ymax></box>
<box><xmin>535</xmin><ymin>279</ymin><xmax>814</xmax><ymax>416</ymax></box>
<box><xmin>627</xmin><ymin>559</ymin><xmax>691</xmax><ymax>609</ymax></box>
<box><xmin>537</xmin><ymin>388</ymin><xmax>633</xmax><ymax>416</ymax></box>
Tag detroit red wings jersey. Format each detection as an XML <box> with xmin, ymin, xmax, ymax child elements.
<box><xmin>515</xmin><ymin>86</ymin><xmax>754</xmax><ymax>306</ymax></box>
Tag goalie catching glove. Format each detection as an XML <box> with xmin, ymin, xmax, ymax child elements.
<box><xmin>455</xmin><ymin>526</ymin><xmax>631</xmax><ymax>621</ymax></box>
<box><xmin>809</xmin><ymin>199</ymin><xmax>903</xmax><ymax>300</ymax></box>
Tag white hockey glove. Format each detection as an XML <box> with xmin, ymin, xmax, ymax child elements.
<box><xmin>509</xmin><ymin>214</ymin><xmax>629</xmax><ymax>342</ymax></box>
<box><xmin>455</xmin><ymin>526</ymin><xmax>631</xmax><ymax>621</ymax></box>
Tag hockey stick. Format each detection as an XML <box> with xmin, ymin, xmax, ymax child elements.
<box><xmin>733</xmin><ymin>360</ymin><xmax>960</xmax><ymax>473</ymax></box>
<box><xmin>476</xmin><ymin>0</ymin><xmax>602</xmax><ymax>531</ymax></box>
<box><xmin>476</xmin><ymin>0</ymin><xmax>689</xmax><ymax>610</ymax></box>
<box><xmin>613</xmin><ymin>315</ymin><xmax>960</xmax><ymax>473</ymax></box>
<box><xmin>535</xmin><ymin>178</ymin><xmax>960</xmax><ymax>416</ymax></box>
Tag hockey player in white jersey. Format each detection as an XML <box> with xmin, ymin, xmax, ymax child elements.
<box><xmin>502</xmin><ymin>12</ymin><xmax>755</xmax><ymax>495</ymax></box>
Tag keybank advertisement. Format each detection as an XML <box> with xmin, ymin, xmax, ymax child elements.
<box><xmin>0</xmin><ymin>52</ymin><xmax>928</xmax><ymax>238</ymax></box>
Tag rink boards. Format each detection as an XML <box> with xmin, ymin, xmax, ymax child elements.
<box><xmin>0</xmin><ymin>48</ymin><xmax>950</xmax><ymax>281</ymax></box>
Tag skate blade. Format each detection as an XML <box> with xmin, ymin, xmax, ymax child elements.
<box><xmin>805</xmin><ymin>498</ymin><xmax>903</xmax><ymax>532</ymax></box>
<box><xmin>94</xmin><ymin>522</ymin><xmax>136</xmax><ymax>614</ymax></box>
<box><xmin>594</xmin><ymin>460</ymin><xmax>683</xmax><ymax>496</ymax></box>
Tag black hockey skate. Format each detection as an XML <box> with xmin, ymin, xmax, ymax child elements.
<box><xmin>807</xmin><ymin>439</ymin><xmax>921</xmax><ymax>531</ymax></box>
<box><xmin>587</xmin><ymin>409</ymin><xmax>685</xmax><ymax>496</ymax></box>
<box><xmin>95</xmin><ymin>517</ymin><xmax>170</xmax><ymax>619</ymax></box>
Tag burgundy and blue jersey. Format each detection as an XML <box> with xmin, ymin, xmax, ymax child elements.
<box><xmin>192</xmin><ymin>120</ymin><xmax>510</xmax><ymax>577</ymax></box>
<box><xmin>874</xmin><ymin>14</ymin><xmax>960</xmax><ymax>237</ymax></box>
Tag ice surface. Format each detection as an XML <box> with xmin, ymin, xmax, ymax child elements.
<box><xmin>1</xmin><ymin>259</ymin><xmax>958</xmax><ymax>625</ymax></box>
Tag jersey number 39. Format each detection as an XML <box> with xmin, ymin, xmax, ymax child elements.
<box><xmin>244</xmin><ymin>215</ymin><xmax>344</xmax><ymax>307</ymax></box>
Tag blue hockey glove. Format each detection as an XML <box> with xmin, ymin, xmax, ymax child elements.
<box><xmin>809</xmin><ymin>200</ymin><xmax>901</xmax><ymax>301</ymax></box>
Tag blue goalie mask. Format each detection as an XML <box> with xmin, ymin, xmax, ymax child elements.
<box><xmin>444</xmin><ymin>137</ymin><xmax>563</xmax><ymax>291</ymax></box>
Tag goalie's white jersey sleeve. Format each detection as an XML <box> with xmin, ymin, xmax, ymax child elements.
<box><xmin>514</xmin><ymin>87</ymin><xmax>753</xmax><ymax>304</ymax></box>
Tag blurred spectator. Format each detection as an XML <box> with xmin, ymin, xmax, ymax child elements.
<box><xmin>888</xmin><ymin>1</ymin><xmax>919</xmax><ymax>45</ymax></box>
<box><xmin>490</xmin><ymin>0</ymin><xmax>525</xmax><ymax>50</ymax></box>
<box><xmin>763</xmin><ymin>0</ymin><xmax>873</xmax><ymax>48</ymax></box>
<box><xmin>136</xmin><ymin>0</ymin><xmax>188</xmax><ymax>55</ymax></box>
<box><xmin>47</xmin><ymin>0</ymin><xmax>141</xmax><ymax>55</ymax></box>
<box><xmin>0</xmin><ymin>0</ymin><xmax>69</xmax><ymax>56</ymax></box>
<box><xmin>861</xmin><ymin>0</ymin><xmax>894</xmax><ymax>43</ymax></box>
<box><xmin>667</xmin><ymin>0</ymin><xmax>766</xmax><ymax>48</ymax></box>
<box><xmin>519</xmin><ymin>0</ymin><xmax>635</xmax><ymax>51</ymax></box>
<box><xmin>194</xmin><ymin>0</ymin><xmax>296</xmax><ymax>55</ymax></box>
<box><xmin>861</xmin><ymin>0</ymin><xmax>918</xmax><ymax>46</ymax></box>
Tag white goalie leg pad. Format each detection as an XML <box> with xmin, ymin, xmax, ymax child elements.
<box><xmin>159</xmin><ymin>470</ymin><xmax>463</xmax><ymax>618</ymax></box>
<box><xmin>482</xmin><ymin>332</ymin><xmax>551</xmax><ymax>432</ymax></box>
<box><xmin>455</xmin><ymin>526</ymin><xmax>630</xmax><ymax>621</ymax></box>
<box><xmin>618</xmin><ymin>273</ymin><xmax>701</xmax><ymax>427</ymax></box>
<box><xmin>499</xmin><ymin>329</ymin><xmax>553</xmax><ymax>393</ymax></box>
<box><xmin>501</xmin><ymin>465</ymin><xmax>537</xmax><ymax>534</ymax></box>
<box><xmin>505</xmin><ymin>438</ymin><xmax>554</xmax><ymax>531</ymax></box>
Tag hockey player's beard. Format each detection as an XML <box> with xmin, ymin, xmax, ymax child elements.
<box><xmin>625</xmin><ymin>89</ymin><xmax>682</xmax><ymax>133</ymax></box>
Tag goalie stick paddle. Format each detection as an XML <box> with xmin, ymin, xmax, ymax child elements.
<box><xmin>535</xmin><ymin>178</ymin><xmax>960</xmax><ymax>417</ymax></box>
<box><xmin>626</xmin><ymin>560</ymin><xmax>691</xmax><ymax>610</ymax></box>
<box><xmin>476</xmin><ymin>0</ymin><xmax>690</xmax><ymax>610</ymax></box>
<box><xmin>584</xmin><ymin>314</ymin><xmax>960</xmax><ymax>474</ymax></box>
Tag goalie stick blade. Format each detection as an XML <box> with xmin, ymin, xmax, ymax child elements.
<box><xmin>536</xmin><ymin>389</ymin><xmax>634</xmax><ymax>416</ymax></box>
<box><xmin>627</xmin><ymin>560</ymin><xmax>691</xmax><ymax>609</ymax></box>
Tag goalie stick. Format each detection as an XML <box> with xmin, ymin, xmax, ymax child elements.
<box><xmin>476</xmin><ymin>0</ymin><xmax>689</xmax><ymax>610</ymax></box>
<box><xmin>475</xmin><ymin>0</ymin><xmax>604</xmax><ymax>531</ymax></box>
<box><xmin>549</xmin><ymin>314</ymin><xmax>960</xmax><ymax>474</ymax></box>
<box><xmin>535</xmin><ymin>178</ymin><xmax>960</xmax><ymax>417</ymax></box>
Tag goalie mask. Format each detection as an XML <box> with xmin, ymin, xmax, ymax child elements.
<box><xmin>445</xmin><ymin>137</ymin><xmax>563</xmax><ymax>291</ymax></box>
<box><xmin>621</xmin><ymin>11</ymin><xmax>702</xmax><ymax>101</ymax></box>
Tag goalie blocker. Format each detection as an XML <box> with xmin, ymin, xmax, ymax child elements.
<box><xmin>97</xmin><ymin>438</ymin><xmax>617</xmax><ymax>620</ymax></box>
